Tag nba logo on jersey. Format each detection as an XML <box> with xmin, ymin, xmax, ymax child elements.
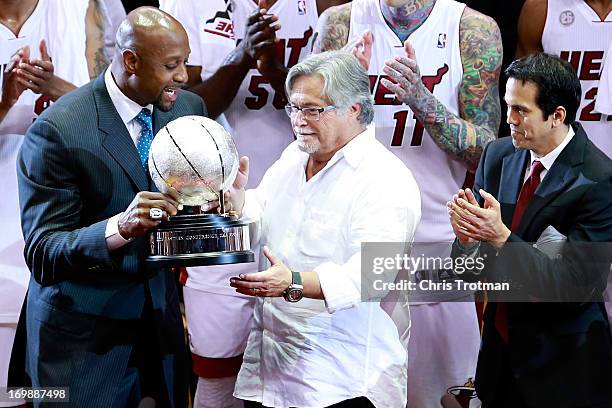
<box><xmin>298</xmin><ymin>0</ymin><xmax>306</xmax><ymax>15</ymax></box>
<box><xmin>437</xmin><ymin>33</ymin><xmax>446</xmax><ymax>48</ymax></box>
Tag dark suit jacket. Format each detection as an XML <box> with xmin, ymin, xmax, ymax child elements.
<box><xmin>17</xmin><ymin>74</ymin><xmax>206</xmax><ymax>407</ymax></box>
<box><xmin>454</xmin><ymin>123</ymin><xmax>612</xmax><ymax>407</ymax></box>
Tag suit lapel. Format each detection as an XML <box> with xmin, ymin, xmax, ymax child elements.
<box><xmin>514</xmin><ymin>124</ymin><xmax>586</xmax><ymax>237</ymax></box>
<box><xmin>152</xmin><ymin>108</ymin><xmax>173</xmax><ymax>135</ymax></box>
<box><xmin>93</xmin><ymin>75</ymin><xmax>150</xmax><ymax>191</ymax></box>
<box><xmin>499</xmin><ymin>149</ymin><xmax>529</xmax><ymax>229</ymax></box>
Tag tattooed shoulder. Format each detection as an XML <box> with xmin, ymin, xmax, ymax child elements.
<box><xmin>458</xmin><ymin>7</ymin><xmax>502</xmax><ymax>135</ymax></box>
<box><xmin>312</xmin><ymin>3</ymin><xmax>351</xmax><ymax>53</ymax></box>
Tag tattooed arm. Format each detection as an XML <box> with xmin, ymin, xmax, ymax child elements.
<box><xmin>453</xmin><ymin>8</ymin><xmax>502</xmax><ymax>169</ymax></box>
<box><xmin>11</xmin><ymin>0</ymin><xmax>109</xmax><ymax>101</ymax></box>
<box><xmin>383</xmin><ymin>8</ymin><xmax>501</xmax><ymax>171</ymax></box>
<box><xmin>312</xmin><ymin>3</ymin><xmax>351</xmax><ymax>53</ymax></box>
<box><xmin>85</xmin><ymin>0</ymin><xmax>109</xmax><ymax>78</ymax></box>
<box><xmin>515</xmin><ymin>0</ymin><xmax>546</xmax><ymax>57</ymax></box>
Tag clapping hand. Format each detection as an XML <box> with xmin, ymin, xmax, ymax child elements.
<box><xmin>447</xmin><ymin>188</ymin><xmax>511</xmax><ymax>248</ymax></box>
<box><xmin>240</xmin><ymin>2</ymin><xmax>281</xmax><ymax>64</ymax></box>
<box><xmin>1</xmin><ymin>46</ymin><xmax>29</xmax><ymax>109</ymax></box>
<box><xmin>380</xmin><ymin>40</ymin><xmax>429</xmax><ymax>106</ymax></box>
<box><xmin>345</xmin><ymin>30</ymin><xmax>373</xmax><ymax>71</ymax></box>
<box><xmin>448</xmin><ymin>188</ymin><xmax>480</xmax><ymax>246</ymax></box>
<box><xmin>14</xmin><ymin>39</ymin><xmax>76</xmax><ymax>101</ymax></box>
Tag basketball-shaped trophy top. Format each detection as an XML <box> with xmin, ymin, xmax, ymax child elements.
<box><xmin>148</xmin><ymin>116</ymin><xmax>239</xmax><ymax>206</ymax></box>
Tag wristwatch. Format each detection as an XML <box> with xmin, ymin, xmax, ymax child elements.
<box><xmin>283</xmin><ymin>271</ymin><xmax>304</xmax><ymax>302</ymax></box>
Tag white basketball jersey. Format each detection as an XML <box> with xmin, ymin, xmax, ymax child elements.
<box><xmin>349</xmin><ymin>0</ymin><xmax>467</xmax><ymax>243</ymax></box>
<box><xmin>160</xmin><ymin>0</ymin><xmax>236</xmax><ymax>81</ymax></box>
<box><xmin>0</xmin><ymin>135</ymin><xmax>30</xmax><ymax>324</ymax></box>
<box><xmin>0</xmin><ymin>1</ymin><xmax>89</xmax><ymax>327</ymax></box>
<box><xmin>542</xmin><ymin>0</ymin><xmax>612</xmax><ymax>156</ymax></box>
<box><xmin>100</xmin><ymin>0</ymin><xmax>127</xmax><ymax>60</ymax></box>
<box><xmin>0</xmin><ymin>0</ymin><xmax>90</xmax><ymax>136</ymax></box>
<box><xmin>164</xmin><ymin>0</ymin><xmax>319</xmax><ymax>188</ymax></box>
<box><xmin>596</xmin><ymin>40</ymin><xmax>612</xmax><ymax>115</ymax></box>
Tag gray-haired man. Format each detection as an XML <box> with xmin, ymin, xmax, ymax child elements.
<box><xmin>228</xmin><ymin>50</ymin><xmax>421</xmax><ymax>407</ymax></box>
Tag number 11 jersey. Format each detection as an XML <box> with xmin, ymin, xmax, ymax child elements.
<box><xmin>348</xmin><ymin>0</ymin><xmax>467</xmax><ymax>243</ymax></box>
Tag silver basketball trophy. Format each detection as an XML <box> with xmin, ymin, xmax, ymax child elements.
<box><xmin>146</xmin><ymin>115</ymin><xmax>254</xmax><ymax>267</ymax></box>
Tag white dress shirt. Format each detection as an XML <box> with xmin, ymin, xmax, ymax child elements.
<box><xmin>234</xmin><ymin>126</ymin><xmax>422</xmax><ymax>408</ymax></box>
<box><xmin>103</xmin><ymin>67</ymin><xmax>153</xmax><ymax>250</ymax></box>
<box><xmin>525</xmin><ymin>125</ymin><xmax>575</xmax><ymax>183</ymax></box>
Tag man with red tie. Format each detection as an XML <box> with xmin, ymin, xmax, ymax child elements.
<box><xmin>448</xmin><ymin>52</ymin><xmax>612</xmax><ymax>407</ymax></box>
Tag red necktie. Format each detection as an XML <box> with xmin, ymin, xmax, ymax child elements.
<box><xmin>495</xmin><ymin>160</ymin><xmax>545</xmax><ymax>343</ymax></box>
<box><xmin>511</xmin><ymin>160</ymin><xmax>545</xmax><ymax>232</ymax></box>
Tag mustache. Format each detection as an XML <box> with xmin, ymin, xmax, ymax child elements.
<box><xmin>164</xmin><ymin>83</ymin><xmax>186</xmax><ymax>90</ymax></box>
<box><xmin>294</xmin><ymin>127</ymin><xmax>315</xmax><ymax>135</ymax></box>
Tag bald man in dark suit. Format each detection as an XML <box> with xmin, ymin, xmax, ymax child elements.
<box><xmin>17</xmin><ymin>7</ymin><xmax>205</xmax><ymax>407</ymax></box>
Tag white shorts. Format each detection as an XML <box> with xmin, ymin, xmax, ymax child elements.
<box><xmin>0</xmin><ymin>134</ymin><xmax>30</xmax><ymax>408</ymax></box>
<box><xmin>0</xmin><ymin>133</ymin><xmax>29</xmax><ymax>326</ymax></box>
<box><xmin>183</xmin><ymin>286</ymin><xmax>255</xmax><ymax>358</ymax></box>
<box><xmin>406</xmin><ymin>300</ymin><xmax>480</xmax><ymax>408</ymax></box>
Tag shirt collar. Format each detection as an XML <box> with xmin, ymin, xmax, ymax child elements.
<box><xmin>333</xmin><ymin>125</ymin><xmax>374</xmax><ymax>169</ymax></box>
<box><xmin>529</xmin><ymin>125</ymin><xmax>575</xmax><ymax>171</ymax></box>
<box><xmin>104</xmin><ymin>67</ymin><xmax>153</xmax><ymax>126</ymax></box>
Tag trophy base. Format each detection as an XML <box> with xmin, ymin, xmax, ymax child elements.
<box><xmin>146</xmin><ymin>211</ymin><xmax>255</xmax><ymax>267</ymax></box>
<box><xmin>147</xmin><ymin>251</ymin><xmax>254</xmax><ymax>267</ymax></box>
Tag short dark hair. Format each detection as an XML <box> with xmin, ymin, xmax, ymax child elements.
<box><xmin>505</xmin><ymin>53</ymin><xmax>581</xmax><ymax>124</ymax></box>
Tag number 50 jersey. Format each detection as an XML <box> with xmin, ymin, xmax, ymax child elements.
<box><xmin>163</xmin><ymin>0</ymin><xmax>319</xmax><ymax>188</ymax></box>
<box><xmin>348</xmin><ymin>0</ymin><xmax>467</xmax><ymax>243</ymax></box>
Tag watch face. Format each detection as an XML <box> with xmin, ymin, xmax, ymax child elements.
<box><xmin>287</xmin><ymin>288</ymin><xmax>303</xmax><ymax>302</ymax></box>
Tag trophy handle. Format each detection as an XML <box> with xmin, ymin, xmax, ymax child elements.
<box><xmin>219</xmin><ymin>189</ymin><xmax>225</xmax><ymax>215</ymax></box>
<box><xmin>218</xmin><ymin>189</ymin><xmax>238</xmax><ymax>217</ymax></box>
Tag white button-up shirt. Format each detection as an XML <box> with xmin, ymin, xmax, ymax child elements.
<box><xmin>234</xmin><ymin>126</ymin><xmax>421</xmax><ymax>408</ymax></box>
<box><xmin>104</xmin><ymin>67</ymin><xmax>154</xmax><ymax>145</ymax></box>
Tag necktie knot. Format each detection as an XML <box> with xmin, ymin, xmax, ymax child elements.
<box><xmin>135</xmin><ymin>108</ymin><xmax>152</xmax><ymax>128</ymax></box>
<box><xmin>530</xmin><ymin>160</ymin><xmax>544</xmax><ymax>179</ymax></box>
<box><xmin>135</xmin><ymin>108</ymin><xmax>153</xmax><ymax>168</ymax></box>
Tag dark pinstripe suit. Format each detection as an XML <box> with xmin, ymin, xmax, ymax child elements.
<box><xmin>17</xmin><ymin>74</ymin><xmax>207</xmax><ymax>407</ymax></box>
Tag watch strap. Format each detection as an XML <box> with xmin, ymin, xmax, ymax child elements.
<box><xmin>291</xmin><ymin>270</ymin><xmax>302</xmax><ymax>286</ymax></box>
